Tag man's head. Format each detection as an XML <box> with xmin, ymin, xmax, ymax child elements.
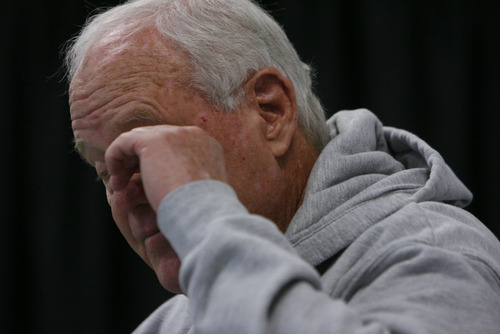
<box><xmin>66</xmin><ymin>0</ymin><xmax>328</xmax><ymax>150</ymax></box>
<box><xmin>66</xmin><ymin>0</ymin><xmax>328</xmax><ymax>293</ymax></box>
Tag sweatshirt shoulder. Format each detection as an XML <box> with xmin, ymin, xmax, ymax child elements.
<box><xmin>319</xmin><ymin>202</ymin><xmax>500</xmax><ymax>332</ymax></box>
<box><xmin>324</xmin><ymin>201</ymin><xmax>500</xmax><ymax>299</ymax></box>
<box><xmin>133</xmin><ymin>295</ymin><xmax>193</xmax><ymax>334</ymax></box>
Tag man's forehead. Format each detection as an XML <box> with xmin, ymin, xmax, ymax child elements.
<box><xmin>69</xmin><ymin>33</ymin><xmax>191</xmax><ymax>118</ymax></box>
<box><xmin>81</xmin><ymin>26</ymin><xmax>189</xmax><ymax>77</ymax></box>
<box><xmin>69</xmin><ymin>27</ymin><xmax>194</xmax><ymax>164</ymax></box>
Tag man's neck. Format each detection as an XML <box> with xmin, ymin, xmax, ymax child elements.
<box><xmin>278</xmin><ymin>132</ymin><xmax>320</xmax><ymax>232</ymax></box>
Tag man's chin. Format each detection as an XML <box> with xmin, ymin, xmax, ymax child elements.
<box><xmin>156</xmin><ymin>255</ymin><xmax>183</xmax><ymax>294</ymax></box>
<box><xmin>145</xmin><ymin>233</ymin><xmax>183</xmax><ymax>294</ymax></box>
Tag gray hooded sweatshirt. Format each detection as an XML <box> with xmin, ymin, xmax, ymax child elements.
<box><xmin>134</xmin><ymin>109</ymin><xmax>500</xmax><ymax>333</ymax></box>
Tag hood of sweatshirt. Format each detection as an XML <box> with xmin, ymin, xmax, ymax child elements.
<box><xmin>286</xmin><ymin>109</ymin><xmax>473</xmax><ymax>266</ymax></box>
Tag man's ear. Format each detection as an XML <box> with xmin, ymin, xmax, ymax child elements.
<box><xmin>244</xmin><ymin>67</ymin><xmax>298</xmax><ymax>157</ymax></box>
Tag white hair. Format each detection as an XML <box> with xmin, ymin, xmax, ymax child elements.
<box><xmin>65</xmin><ymin>0</ymin><xmax>329</xmax><ymax>150</ymax></box>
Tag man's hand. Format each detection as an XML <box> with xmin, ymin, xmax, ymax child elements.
<box><xmin>105</xmin><ymin>125</ymin><xmax>228</xmax><ymax>211</ymax></box>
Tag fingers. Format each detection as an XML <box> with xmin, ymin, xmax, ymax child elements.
<box><xmin>105</xmin><ymin>129</ymin><xmax>142</xmax><ymax>193</ymax></box>
<box><xmin>103</xmin><ymin>124</ymin><xmax>228</xmax><ymax>211</ymax></box>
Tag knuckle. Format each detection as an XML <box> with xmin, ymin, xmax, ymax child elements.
<box><xmin>184</xmin><ymin>125</ymin><xmax>205</xmax><ymax>136</ymax></box>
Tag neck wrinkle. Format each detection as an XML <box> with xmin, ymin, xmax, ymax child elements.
<box><xmin>279</xmin><ymin>133</ymin><xmax>319</xmax><ymax>233</ymax></box>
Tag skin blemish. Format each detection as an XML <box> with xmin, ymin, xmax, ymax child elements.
<box><xmin>200</xmin><ymin>115</ymin><xmax>208</xmax><ymax>123</ymax></box>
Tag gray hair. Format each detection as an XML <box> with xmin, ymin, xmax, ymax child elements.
<box><xmin>65</xmin><ymin>0</ymin><xmax>329</xmax><ymax>150</ymax></box>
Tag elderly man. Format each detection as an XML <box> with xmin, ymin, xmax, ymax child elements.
<box><xmin>66</xmin><ymin>0</ymin><xmax>500</xmax><ymax>333</ymax></box>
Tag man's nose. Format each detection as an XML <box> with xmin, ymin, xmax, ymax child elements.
<box><xmin>108</xmin><ymin>173</ymin><xmax>148</xmax><ymax>213</ymax></box>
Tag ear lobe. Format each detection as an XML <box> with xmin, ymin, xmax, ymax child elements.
<box><xmin>246</xmin><ymin>67</ymin><xmax>298</xmax><ymax>157</ymax></box>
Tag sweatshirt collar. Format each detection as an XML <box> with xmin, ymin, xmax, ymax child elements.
<box><xmin>286</xmin><ymin>109</ymin><xmax>472</xmax><ymax>266</ymax></box>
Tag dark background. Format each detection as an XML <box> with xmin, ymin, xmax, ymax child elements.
<box><xmin>1</xmin><ymin>0</ymin><xmax>498</xmax><ymax>332</ymax></box>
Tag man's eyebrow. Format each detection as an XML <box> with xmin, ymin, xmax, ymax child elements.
<box><xmin>118</xmin><ymin>111</ymin><xmax>163</xmax><ymax>128</ymax></box>
<box><xmin>72</xmin><ymin>137</ymin><xmax>90</xmax><ymax>164</ymax></box>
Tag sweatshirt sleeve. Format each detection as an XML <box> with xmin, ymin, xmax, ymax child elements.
<box><xmin>155</xmin><ymin>180</ymin><xmax>366</xmax><ymax>333</ymax></box>
<box><xmin>156</xmin><ymin>180</ymin><xmax>500</xmax><ymax>333</ymax></box>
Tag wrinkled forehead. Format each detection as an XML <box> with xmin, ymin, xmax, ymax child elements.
<box><xmin>69</xmin><ymin>25</ymin><xmax>191</xmax><ymax>100</ymax></box>
<box><xmin>68</xmin><ymin>27</ymin><xmax>195</xmax><ymax>165</ymax></box>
